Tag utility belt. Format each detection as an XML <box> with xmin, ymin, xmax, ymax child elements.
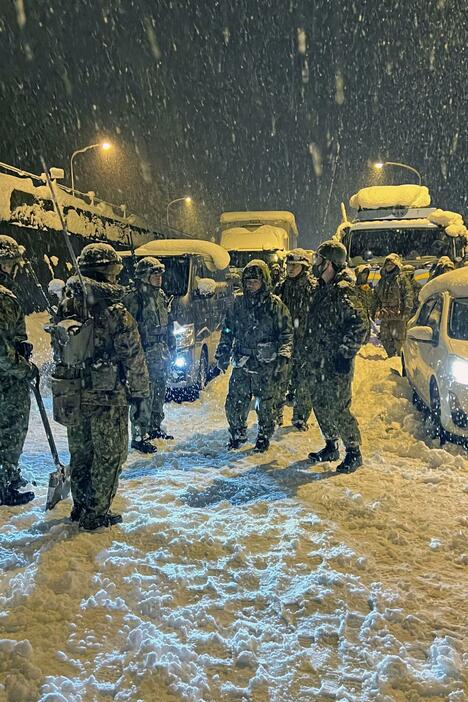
<box><xmin>51</xmin><ymin>360</ymin><xmax>120</xmax><ymax>427</ymax></box>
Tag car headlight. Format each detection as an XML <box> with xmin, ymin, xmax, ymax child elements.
<box><xmin>174</xmin><ymin>356</ymin><xmax>187</xmax><ymax>369</ymax></box>
<box><xmin>450</xmin><ymin>356</ymin><xmax>468</xmax><ymax>385</ymax></box>
<box><xmin>173</xmin><ymin>322</ymin><xmax>195</xmax><ymax>349</ymax></box>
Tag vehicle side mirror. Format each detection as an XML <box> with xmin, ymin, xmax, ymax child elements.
<box><xmin>407</xmin><ymin>325</ymin><xmax>434</xmax><ymax>343</ymax></box>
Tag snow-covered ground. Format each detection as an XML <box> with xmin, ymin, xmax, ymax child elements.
<box><xmin>1</xmin><ymin>340</ymin><xmax>467</xmax><ymax>702</ymax></box>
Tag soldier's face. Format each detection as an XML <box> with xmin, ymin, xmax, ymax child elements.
<box><xmin>385</xmin><ymin>261</ymin><xmax>396</xmax><ymax>273</ymax></box>
<box><xmin>149</xmin><ymin>273</ymin><xmax>163</xmax><ymax>287</ymax></box>
<box><xmin>245</xmin><ymin>278</ymin><xmax>262</xmax><ymax>294</ymax></box>
<box><xmin>287</xmin><ymin>262</ymin><xmax>303</xmax><ymax>278</ymax></box>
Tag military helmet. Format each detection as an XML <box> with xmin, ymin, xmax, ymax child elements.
<box><xmin>402</xmin><ymin>264</ymin><xmax>415</xmax><ymax>273</ymax></box>
<box><xmin>286</xmin><ymin>248</ymin><xmax>310</xmax><ymax>267</ymax></box>
<box><xmin>243</xmin><ymin>264</ymin><xmax>263</xmax><ymax>279</ymax></box>
<box><xmin>134</xmin><ymin>256</ymin><xmax>165</xmax><ymax>278</ymax></box>
<box><xmin>316</xmin><ymin>240</ymin><xmax>347</xmax><ymax>269</ymax></box>
<box><xmin>384</xmin><ymin>253</ymin><xmax>402</xmax><ymax>267</ymax></box>
<box><xmin>77</xmin><ymin>243</ymin><xmax>122</xmax><ymax>270</ymax></box>
<box><xmin>0</xmin><ymin>235</ymin><xmax>26</xmax><ymax>262</ymax></box>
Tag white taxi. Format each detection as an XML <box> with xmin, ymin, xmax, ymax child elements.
<box><xmin>402</xmin><ymin>267</ymin><xmax>468</xmax><ymax>438</ymax></box>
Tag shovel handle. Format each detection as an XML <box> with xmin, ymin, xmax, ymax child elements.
<box><xmin>30</xmin><ymin>381</ymin><xmax>62</xmax><ymax>469</ymax></box>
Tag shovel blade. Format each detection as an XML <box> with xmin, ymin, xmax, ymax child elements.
<box><xmin>45</xmin><ymin>464</ymin><xmax>71</xmax><ymax>511</ymax></box>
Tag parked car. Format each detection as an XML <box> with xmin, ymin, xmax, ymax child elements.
<box><xmin>122</xmin><ymin>239</ymin><xmax>232</xmax><ymax>399</ymax></box>
<box><xmin>402</xmin><ymin>267</ymin><xmax>468</xmax><ymax>439</ymax></box>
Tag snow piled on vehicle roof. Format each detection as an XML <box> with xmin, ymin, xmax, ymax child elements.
<box><xmin>420</xmin><ymin>266</ymin><xmax>468</xmax><ymax>303</ymax></box>
<box><xmin>220</xmin><ymin>210</ymin><xmax>297</xmax><ymax>226</ymax></box>
<box><xmin>133</xmin><ymin>238</ymin><xmax>230</xmax><ymax>271</ymax></box>
<box><xmin>221</xmin><ymin>224</ymin><xmax>289</xmax><ymax>251</ymax></box>
<box><xmin>428</xmin><ymin>209</ymin><xmax>468</xmax><ymax>238</ymax></box>
<box><xmin>350</xmin><ymin>185</ymin><xmax>431</xmax><ymax>209</ymax></box>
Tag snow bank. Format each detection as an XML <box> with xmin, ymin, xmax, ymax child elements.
<box><xmin>350</xmin><ymin>185</ymin><xmax>431</xmax><ymax>209</ymax></box>
<box><xmin>221</xmin><ymin>224</ymin><xmax>289</xmax><ymax>251</ymax></box>
<box><xmin>420</xmin><ymin>265</ymin><xmax>468</xmax><ymax>303</ymax></box>
<box><xmin>131</xmin><ymin>238</ymin><xmax>230</xmax><ymax>271</ymax></box>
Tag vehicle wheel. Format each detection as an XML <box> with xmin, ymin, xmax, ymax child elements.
<box><xmin>429</xmin><ymin>379</ymin><xmax>446</xmax><ymax>444</ymax></box>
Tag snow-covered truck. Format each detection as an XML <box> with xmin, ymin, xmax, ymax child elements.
<box><xmin>0</xmin><ymin>161</ymin><xmax>179</xmax><ymax>312</ymax></box>
<box><xmin>219</xmin><ymin>210</ymin><xmax>299</xmax><ymax>272</ymax></box>
<box><xmin>336</xmin><ymin>185</ymin><xmax>468</xmax><ymax>287</ymax></box>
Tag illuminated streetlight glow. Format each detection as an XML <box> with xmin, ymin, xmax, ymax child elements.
<box><xmin>167</xmin><ymin>196</ymin><xmax>193</xmax><ymax>227</ymax></box>
<box><xmin>70</xmin><ymin>141</ymin><xmax>113</xmax><ymax>195</ymax></box>
<box><xmin>372</xmin><ymin>160</ymin><xmax>422</xmax><ymax>185</ymax></box>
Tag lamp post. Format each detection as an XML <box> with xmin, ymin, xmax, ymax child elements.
<box><xmin>70</xmin><ymin>142</ymin><xmax>111</xmax><ymax>195</ymax></box>
<box><xmin>373</xmin><ymin>161</ymin><xmax>422</xmax><ymax>186</ymax></box>
<box><xmin>166</xmin><ymin>196</ymin><xmax>192</xmax><ymax>227</ymax></box>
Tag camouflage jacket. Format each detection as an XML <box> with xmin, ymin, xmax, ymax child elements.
<box><xmin>371</xmin><ymin>267</ymin><xmax>413</xmax><ymax>320</ymax></box>
<box><xmin>275</xmin><ymin>271</ymin><xmax>317</xmax><ymax>344</ymax></box>
<box><xmin>304</xmin><ymin>268</ymin><xmax>368</xmax><ymax>368</ymax></box>
<box><xmin>54</xmin><ymin>276</ymin><xmax>149</xmax><ymax>406</ymax></box>
<box><xmin>123</xmin><ymin>283</ymin><xmax>176</xmax><ymax>355</ymax></box>
<box><xmin>0</xmin><ymin>271</ymin><xmax>31</xmax><ymax>381</ymax></box>
<box><xmin>216</xmin><ymin>260</ymin><xmax>293</xmax><ymax>371</ymax></box>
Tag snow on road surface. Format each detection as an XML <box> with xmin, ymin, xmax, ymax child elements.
<box><xmin>0</xmin><ymin>348</ymin><xmax>467</xmax><ymax>701</ymax></box>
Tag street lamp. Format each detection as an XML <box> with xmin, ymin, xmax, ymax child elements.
<box><xmin>166</xmin><ymin>196</ymin><xmax>192</xmax><ymax>227</ymax></box>
<box><xmin>373</xmin><ymin>161</ymin><xmax>422</xmax><ymax>186</ymax></box>
<box><xmin>70</xmin><ymin>141</ymin><xmax>112</xmax><ymax>196</ymax></box>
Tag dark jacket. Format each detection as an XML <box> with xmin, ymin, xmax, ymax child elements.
<box><xmin>304</xmin><ymin>268</ymin><xmax>368</xmax><ymax>369</ymax></box>
<box><xmin>216</xmin><ymin>259</ymin><xmax>293</xmax><ymax>371</ymax></box>
<box><xmin>275</xmin><ymin>270</ymin><xmax>317</xmax><ymax>348</ymax></box>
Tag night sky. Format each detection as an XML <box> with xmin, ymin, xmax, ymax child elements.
<box><xmin>0</xmin><ymin>0</ymin><xmax>466</xmax><ymax>246</ymax></box>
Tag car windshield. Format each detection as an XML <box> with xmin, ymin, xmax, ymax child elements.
<box><xmin>229</xmin><ymin>250</ymin><xmax>279</xmax><ymax>268</ymax></box>
<box><xmin>448</xmin><ymin>298</ymin><xmax>468</xmax><ymax>340</ymax></box>
<box><xmin>158</xmin><ymin>256</ymin><xmax>190</xmax><ymax>296</ymax></box>
<box><xmin>346</xmin><ymin>227</ymin><xmax>450</xmax><ymax>262</ymax></box>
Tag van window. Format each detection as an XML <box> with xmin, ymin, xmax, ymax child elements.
<box><xmin>159</xmin><ymin>256</ymin><xmax>190</xmax><ymax>297</ymax></box>
<box><xmin>416</xmin><ymin>296</ymin><xmax>440</xmax><ymax>326</ymax></box>
<box><xmin>448</xmin><ymin>298</ymin><xmax>468</xmax><ymax>340</ymax></box>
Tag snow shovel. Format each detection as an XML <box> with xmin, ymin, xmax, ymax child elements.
<box><xmin>30</xmin><ymin>377</ymin><xmax>71</xmax><ymax>511</ymax></box>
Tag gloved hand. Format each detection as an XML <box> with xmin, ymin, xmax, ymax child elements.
<box><xmin>216</xmin><ymin>359</ymin><xmax>229</xmax><ymax>374</ymax></box>
<box><xmin>335</xmin><ymin>354</ymin><xmax>352</xmax><ymax>374</ymax></box>
<box><xmin>26</xmin><ymin>361</ymin><xmax>40</xmax><ymax>383</ymax></box>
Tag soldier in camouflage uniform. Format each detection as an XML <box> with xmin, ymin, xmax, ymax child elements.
<box><xmin>0</xmin><ymin>236</ymin><xmax>36</xmax><ymax>506</ymax></box>
<box><xmin>429</xmin><ymin>256</ymin><xmax>455</xmax><ymax>281</ymax></box>
<box><xmin>304</xmin><ymin>240</ymin><xmax>368</xmax><ymax>473</ymax></box>
<box><xmin>354</xmin><ymin>264</ymin><xmax>374</xmax><ymax>342</ymax></box>
<box><xmin>215</xmin><ymin>259</ymin><xmax>293</xmax><ymax>452</ymax></box>
<box><xmin>274</xmin><ymin>248</ymin><xmax>317</xmax><ymax>430</ymax></box>
<box><xmin>123</xmin><ymin>257</ymin><xmax>176</xmax><ymax>453</ymax></box>
<box><xmin>371</xmin><ymin>253</ymin><xmax>413</xmax><ymax>357</ymax></box>
<box><xmin>53</xmin><ymin>243</ymin><xmax>149</xmax><ymax>530</ymax></box>
<box><xmin>402</xmin><ymin>264</ymin><xmax>421</xmax><ymax>317</ymax></box>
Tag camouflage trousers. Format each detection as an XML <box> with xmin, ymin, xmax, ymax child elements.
<box><xmin>226</xmin><ymin>365</ymin><xmax>276</xmax><ymax>439</ymax></box>
<box><xmin>380</xmin><ymin>319</ymin><xmax>407</xmax><ymax>357</ymax></box>
<box><xmin>67</xmin><ymin>403</ymin><xmax>128</xmax><ymax>518</ymax></box>
<box><xmin>131</xmin><ymin>348</ymin><xmax>168</xmax><ymax>440</ymax></box>
<box><xmin>309</xmin><ymin>363</ymin><xmax>361</xmax><ymax>448</ymax></box>
<box><xmin>275</xmin><ymin>355</ymin><xmax>313</xmax><ymax>424</ymax></box>
<box><xmin>0</xmin><ymin>377</ymin><xmax>30</xmax><ymax>491</ymax></box>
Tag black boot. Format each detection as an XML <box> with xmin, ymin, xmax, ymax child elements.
<box><xmin>131</xmin><ymin>438</ymin><xmax>157</xmax><ymax>454</ymax></box>
<box><xmin>308</xmin><ymin>439</ymin><xmax>339</xmax><ymax>464</ymax></box>
<box><xmin>336</xmin><ymin>447</ymin><xmax>363</xmax><ymax>474</ymax></box>
<box><xmin>80</xmin><ymin>511</ymin><xmax>123</xmax><ymax>531</ymax></box>
<box><xmin>70</xmin><ymin>503</ymin><xmax>84</xmax><ymax>522</ymax></box>
<box><xmin>0</xmin><ymin>487</ymin><xmax>35</xmax><ymax>506</ymax></box>
<box><xmin>227</xmin><ymin>430</ymin><xmax>247</xmax><ymax>450</ymax></box>
<box><xmin>148</xmin><ymin>428</ymin><xmax>174</xmax><ymax>440</ymax></box>
<box><xmin>254</xmin><ymin>435</ymin><xmax>270</xmax><ymax>453</ymax></box>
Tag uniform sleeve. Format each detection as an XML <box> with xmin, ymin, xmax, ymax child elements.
<box><xmin>276</xmin><ymin>299</ymin><xmax>294</xmax><ymax>359</ymax></box>
<box><xmin>338</xmin><ymin>287</ymin><xmax>369</xmax><ymax>359</ymax></box>
<box><xmin>0</xmin><ymin>295</ymin><xmax>32</xmax><ymax>379</ymax></box>
<box><xmin>401</xmin><ymin>275</ymin><xmax>414</xmax><ymax>317</ymax></box>
<box><xmin>215</xmin><ymin>299</ymin><xmax>237</xmax><ymax>367</ymax></box>
<box><xmin>109</xmin><ymin>304</ymin><xmax>149</xmax><ymax>398</ymax></box>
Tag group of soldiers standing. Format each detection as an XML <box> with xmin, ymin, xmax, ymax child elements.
<box><xmin>0</xmin><ymin>229</ymin><xmax>457</xmax><ymax>529</ymax></box>
<box><xmin>0</xmin><ymin>236</ymin><xmax>174</xmax><ymax>529</ymax></box>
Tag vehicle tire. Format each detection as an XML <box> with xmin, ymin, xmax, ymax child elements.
<box><xmin>429</xmin><ymin>379</ymin><xmax>446</xmax><ymax>444</ymax></box>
